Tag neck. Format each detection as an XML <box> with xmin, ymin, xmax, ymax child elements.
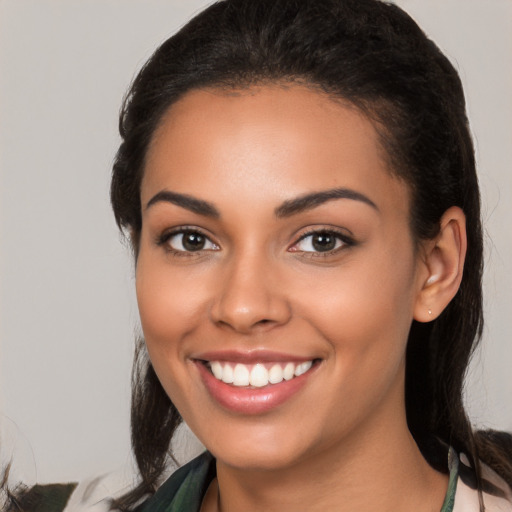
<box><xmin>202</xmin><ymin>396</ymin><xmax>448</xmax><ymax>512</ymax></box>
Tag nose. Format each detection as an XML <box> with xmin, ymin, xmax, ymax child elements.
<box><xmin>210</xmin><ymin>252</ymin><xmax>291</xmax><ymax>334</ymax></box>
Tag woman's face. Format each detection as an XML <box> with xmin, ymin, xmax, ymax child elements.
<box><xmin>136</xmin><ymin>85</ymin><xmax>429</xmax><ymax>470</ymax></box>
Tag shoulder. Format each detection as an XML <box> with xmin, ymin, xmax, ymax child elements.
<box><xmin>62</xmin><ymin>469</ymin><xmax>137</xmax><ymax>512</ymax></box>
<box><xmin>2</xmin><ymin>468</ymin><xmax>143</xmax><ymax>512</ymax></box>
<box><xmin>2</xmin><ymin>482</ymin><xmax>77</xmax><ymax>512</ymax></box>
<box><xmin>63</xmin><ymin>451</ymin><xmax>214</xmax><ymax>512</ymax></box>
<box><xmin>453</xmin><ymin>453</ymin><xmax>512</xmax><ymax>512</ymax></box>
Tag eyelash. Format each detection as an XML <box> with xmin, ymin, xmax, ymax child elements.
<box><xmin>156</xmin><ymin>227</ymin><xmax>355</xmax><ymax>258</ymax></box>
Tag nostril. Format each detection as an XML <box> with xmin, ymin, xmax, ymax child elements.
<box><xmin>215</xmin><ymin>316</ymin><xmax>276</xmax><ymax>334</ymax></box>
<box><xmin>210</xmin><ymin>286</ymin><xmax>292</xmax><ymax>333</ymax></box>
<box><xmin>253</xmin><ymin>318</ymin><xmax>278</xmax><ymax>329</ymax></box>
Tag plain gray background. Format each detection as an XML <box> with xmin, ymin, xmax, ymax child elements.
<box><xmin>1</xmin><ymin>0</ymin><xmax>511</xmax><ymax>484</ymax></box>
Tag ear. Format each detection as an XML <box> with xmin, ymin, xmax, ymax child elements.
<box><xmin>413</xmin><ymin>206</ymin><xmax>467</xmax><ymax>323</ymax></box>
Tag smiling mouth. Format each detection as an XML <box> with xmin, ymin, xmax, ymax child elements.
<box><xmin>203</xmin><ymin>360</ymin><xmax>319</xmax><ymax>388</ymax></box>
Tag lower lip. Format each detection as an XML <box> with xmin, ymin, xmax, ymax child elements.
<box><xmin>195</xmin><ymin>361</ymin><xmax>317</xmax><ymax>415</ymax></box>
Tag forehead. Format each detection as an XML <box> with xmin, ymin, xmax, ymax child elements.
<box><xmin>142</xmin><ymin>85</ymin><xmax>409</xmax><ymax>217</ymax></box>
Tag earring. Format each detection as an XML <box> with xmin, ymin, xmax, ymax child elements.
<box><xmin>428</xmin><ymin>309</ymin><xmax>432</xmax><ymax>316</ymax></box>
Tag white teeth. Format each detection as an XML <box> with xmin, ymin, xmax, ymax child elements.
<box><xmin>208</xmin><ymin>360</ymin><xmax>314</xmax><ymax>387</ymax></box>
<box><xmin>233</xmin><ymin>364</ymin><xmax>250</xmax><ymax>386</ymax></box>
<box><xmin>294</xmin><ymin>361</ymin><xmax>313</xmax><ymax>377</ymax></box>
<box><xmin>268</xmin><ymin>364</ymin><xmax>284</xmax><ymax>384</ymax></box>
<box><xmin>249</xmin><ymin>364</ymin><xmax>269</xmax><ymax>387</ymax></box>
<box><xmin>221</xmin><ymin>364</ymin><xmax>234</xmax><ymax>384</ymax></box>
<box><xmin>283</xmin><ymin>362</ymin><xmax>295</xmax><ymax>381</ymax></box>
<box><xmin>211</xmin><ymin>361</ymin><xmax>223</xmax><ymax>380</ymax></box>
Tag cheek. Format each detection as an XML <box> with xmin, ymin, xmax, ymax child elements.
<box><xmin>135</xmin><ymin>255</ymin><xmax>215</xmax><ymax>411</ymax></box>
<box><xmin>297</xmin><ymin>249</ymin><xmax>417</xmax><ymax>370</ymax></box>
<box><xmin>135</xmin><ymin>252</ymin><xmax>210</xmax><ymax>357</ymax></box>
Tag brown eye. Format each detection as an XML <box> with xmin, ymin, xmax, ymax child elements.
<box><xmin>311</xmin><ymin>232</ymin><xmax>337</xmax><ymax>252</ymax></box>
<box><xmin>182</xmin><ymin>232</ymin><xmax>206</xmax><ymax>251</ymax></box>
<box><xmin>165</xmin><ymin>230</ymin><xmax>219</xmax><ymax>252</ymax></box>
<box><xmin>292</xmin><ymin>230</ymin><xmax>352</xmax><ymax>254</ymax></box>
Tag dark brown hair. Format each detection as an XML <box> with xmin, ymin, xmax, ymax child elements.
<box><xmin>110</xmin><ymin>0</ymin><xmax>511</xmax><ymax>509</ymax></box>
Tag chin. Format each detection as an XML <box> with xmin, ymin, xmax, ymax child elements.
<box><xmin>215</xmin><ymin>445</ymin><xmax>303</xmax><ymax>472</ymax></box>
<box><xmin>199</xmin><ymin>421</ymin><xmax>317</xmax><ymax>472</ymax></box>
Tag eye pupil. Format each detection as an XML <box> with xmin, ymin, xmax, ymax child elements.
<box><xmin>312</xmin><ymin>232</ymin><xmax>336</xmax><ymax>252</ymax></box>
<box><xmin>183</xmin><ymin>232</ymin><xmax>205</xmax><ymax>251</ymax></box>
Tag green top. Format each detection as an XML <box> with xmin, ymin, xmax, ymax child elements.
<box><xmin>4</xmin><ymin>482</ymin><xmax>78</xmax><ymax>512</ymax></box>
<box><xmin>135</xmin><ymin>450</ymin><xmax>459</xmax><ymax>512</ymax></box>
<box><xmin>135</xmin><ymin>452</ymin><xmax>216</xmax><ymax>512</ymax></box>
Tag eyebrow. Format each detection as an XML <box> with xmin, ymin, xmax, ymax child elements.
<box><xmin>145</xmin><ymin>190</ymin><xmax>220</xmax><ymax>218</ymax></box>
<box><xmin>145</xmin><ymin>187</ymin><xmax>377</xmax><ymax>220</ymax></box>
<box><xmin>275</xmin><ymin>188</ymin><xmax>378</xmax><ymax>218</ymax></box>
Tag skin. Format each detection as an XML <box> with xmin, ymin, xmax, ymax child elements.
<box><xmin>136</xmin><ymin>85</ymin><xmax>462</xmax><ymax>511</ymax></box>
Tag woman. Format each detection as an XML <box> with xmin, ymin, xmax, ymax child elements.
<box><xmin>4</xmin><ymin>0</ymin><xmax>511</xmax><ymax>510</ymax></box>
<box><xmin>108</xmin><ymin>0</ymin><xmax>512</xmax><ymax>510</ymax></box>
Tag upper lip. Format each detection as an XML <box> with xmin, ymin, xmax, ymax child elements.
<box><xmin>192</xmin><ymin>349</ymin><xmax>317</xmax><ymax>364</ymax></box>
